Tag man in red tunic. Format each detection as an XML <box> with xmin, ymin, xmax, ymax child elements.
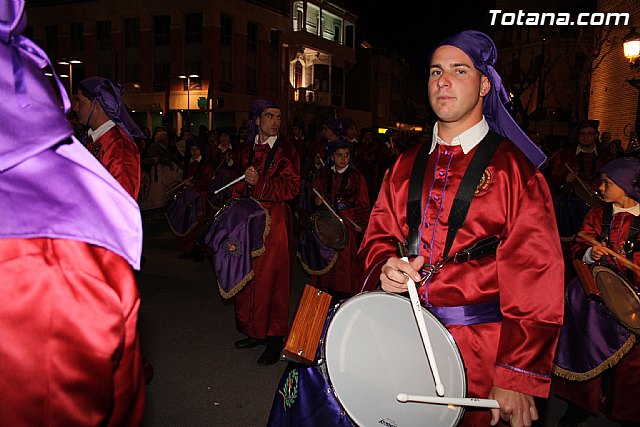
<box><xmin>358</xmin><ymin>30</ymin><xmax>564</xmax><ymax>427</ymax></box>
<box><xmin>75</xmin><ymin>76</ymin><xmax>144</xmax><ymax>199</ymax></box>
<box><xmin>308</xmin><ymin>139</ymin><xmax>370</xmax><ymax>298</ymax></box>
<box><xmin>0</xmin><ymin>3</ymin><xmax>145</xmax><ymax>424</ymax></box>
<box><xmin>231</xmin><ymin>99</ymin><xmax>300</xmax><ymax>365</ymax></box>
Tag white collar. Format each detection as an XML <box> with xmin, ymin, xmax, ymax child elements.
<box><xmin>576</xmin><ymin>144</ymin><xmax>598</xmax><ymax>155</ymax></box>
<box><xmin>613</xmin><ymin>202</ymin><xmax>640</xmax><ymax>216</ymax></box>
<box><xmin>254</xmin><ymin>134</ymin><xmax>278</xmax><ymax>148</ymax></box>
<box><xmin>88</xmin><ymin>120</ymin><xmax>116</xmax><ymax>141</ymax></box>
<box><xmin>190</xmin><ymin>155</ymin><xmax>202</xmax><ymax>163</ymax></box>
<box><xmin>429</xmin><ymin>117</ymin><xmax>489</xmax><ymax>155</ymax></box>
<box><xmin>332</xmin><ymin>164</ymin><xmax>349</xmax><ymax>174</ymax></box>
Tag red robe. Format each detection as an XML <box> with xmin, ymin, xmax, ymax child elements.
<box><xmin>232</xmin><ymin>138</ymin><xmax>300</xmax><ymax>338</ymax></box>
<box><xmin>311</xmin><ymin>166</ymin><xmax>370</xmax><ymax>295</ymax></box>
<box><xmin>86</xmin><ymin>126</ymin><xmax>141</xmax><ymax>200</ymax></box>
<box><xmin>554</xmin><ymin>206</ymin><xmax>640</xmax><ymax>421</ymax></box>
<box><xmin>0</xmin><ymin>238</ymin><xmax>145</xmax><ymax>426</ymax></box>
<box><xmin>358</xmin><ymin>140</ymin><xmax>565</xmax><ymax>426</ymax></box>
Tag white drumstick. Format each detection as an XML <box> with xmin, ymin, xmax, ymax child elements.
<box><xmin>312</xmin><ymin>187</ymin><xmax>342</xmax><ymax>220</ymax></box>
<box><xmin>397</xmin><ymin>393</ymin><xmax>500</xmax><ymax>409</ymax></box>
<box><xmin>401</xmin><ymin>256</ymin><xmax>445</xmax><ymax>397</ymax></box>
<box><xmin>213</xmin><ymin>174</ymin><xmax>245</xmax><ymax>195</ymax></box>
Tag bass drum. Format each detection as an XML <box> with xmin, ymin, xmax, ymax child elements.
<box><xmin>324</xmin><ymin>292</ymin><xmax>466</xmax><ymax>427</ymax></box>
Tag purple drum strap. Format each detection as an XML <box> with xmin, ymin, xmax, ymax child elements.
<box><xmin>427</xmin><ymin>300</ymin><xmax>502</xmax><ymax>326</ymax></box>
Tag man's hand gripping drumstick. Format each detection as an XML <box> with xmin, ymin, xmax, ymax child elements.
<box><xmin>386</xmin><ymin>243</ymin><xmax>445</xmax><ymax>396</ymax></box>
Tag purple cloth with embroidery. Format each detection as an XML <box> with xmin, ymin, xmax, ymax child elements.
<box><xmin>296</xmin><ymin>228</ymin><xmax>337</xmax><ymax>275</ymax></box>
<box><xmin>204</xmin><ymin>197</ymin><xmax>268</xmax><ymax>298</ymax></box>
<box><xmin>0</xmin><ymin>0</ymin><xmax>142</xmax><ymax>269</ymax></box>
<box><xmin>165</xmin><ymin>187</ymin><xmax>202</xmax><ymax>236</ymax></box>
<box><xmin>267</xmin><ymin>304</ymin><xmax>354</xmax><ymax>427</ymax></box>
<box><xmin>79</xmin><ymin>76</ymin><xmax>145</xmax><ymax>142</ymax></box>
<box><xmin>554</xmin><ymin>277</ymin><xmax>632</xmax><ymax>376</ymax></box>
<box><xmin>430</xmin><ymin>30</ymin><xmax>547</xmax><ymax>168</ymax></box>
<box><xmin>245</xmin><ymin>98</ymin><xmax>279</xmax><ymax>144</ymax></box>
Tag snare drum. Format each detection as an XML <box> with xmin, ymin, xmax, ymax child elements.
<box><xmin>311</xmin><ymin>210</ymin><xmax>348</xmax><ymax>251</ymax></box>
<box><xmin>591</xmin><ymin>264</ymin><xmax>640</xmax><ymax>334</ymax></box>
<box><xmin>269</xmin><ymin>292</ymin><xmax>466</xmax><ymax>427</ymax></box>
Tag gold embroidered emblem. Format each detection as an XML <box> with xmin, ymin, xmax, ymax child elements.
<box><xmin>475</xmin><ymin>168</ymin><xmax>493</xmax><ymax>194</ymax></box>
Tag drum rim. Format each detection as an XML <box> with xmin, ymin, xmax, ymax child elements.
<box><xmin>311</xmin><ymin>210</ymin><xmax>349</xmax><ymax>250</ymax></box>
<box><xmin>323</xmin><ymin>291</ymin><xmax>466</xmax><ymax>427</ymax></box>
<box><xmin>592</xmin><ymin>264</ymin><xmax>640</xmax><ymax>333</ymax></box>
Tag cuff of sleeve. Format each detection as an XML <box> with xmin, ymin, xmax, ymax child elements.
<box><xmin>493</xmin><ymin>364</ymin><xmax>552</xmax><ymax>398</ymax></box>
<box><xmin>583</xmin><ymin>247</ymin><xmax>594</xmax><ymax>264</ymax></box>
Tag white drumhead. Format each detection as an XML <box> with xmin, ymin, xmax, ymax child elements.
<box><xmin>325</xmin><ymin>292</ymin><xmax>466</xmax><ymax>427</ymax></box>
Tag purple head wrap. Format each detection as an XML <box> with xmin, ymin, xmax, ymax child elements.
<box><xmin>0</xmin><ymin>0</ymin><xmax>142</xmax><ymax>269</ymax></box>
<box><xmin>325</xmin><ymin>118</ymin><xmax>346</xmax><ymax>138</ymax></box>
<box><xmin>79</xmin><ymin>76</ymin><xmax>145</xmax><ymax>142</ymax></box>
<box><xmin>246</xmin><ymin>98</ymin><xmax>280</xmax><ymax>144</ymax></box>
<box><xmin>0</xmin><ymin>0</ymin><xmax>72</xmax><ymax>172</ymax></box>
<box><xmin>601</xmin><ymin>157</ymin><xmax>640</xmax><ymax>203</ymax></box>
<box><xmin>429</xmin><ymin>30</ymin><xmax>547</xmax><ymax>168</ymax></box>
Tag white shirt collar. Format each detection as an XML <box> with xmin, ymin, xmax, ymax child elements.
<box><xmin>429</xmin><ymin>117</ymin><xmax>490</xmax><ymax>155</ymax></box>
<box><xmin>576</xmin><ymin>144</ymin><xmax>598</xmax><ymax>155</ymax></box>
<box><xmin>613</xmin><ymin>202</ymin><xmax>640</xmax><ymax>216</ymax></box>
<box><xmin>254</xmin><ymin>134</ymin><xmax>278</xmax><ymax>148</ymax></box>
<box><xmin>332</xmin><ymin>164</ymin><xmax>349</xmax><ymax>174</ymax></box>
<box><xmin>88</xmin><ymin>120</ymin><xmax>116</xmax><ymax>141</ymax></box>
<box><xmin>190</xmin><ymin>155</ymin><xmax>202</xmax><ymax>163</ymax></box>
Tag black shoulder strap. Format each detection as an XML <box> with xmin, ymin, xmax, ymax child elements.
<box><xmin>443</xmin><ymin>131</ymin><xmax>502</xmax><ymax>258</ymax></box>
<box><xmin>406</xmin><ymin>131</ymin><xmax>503</xmax><ymax>258</ymax></box>
<box><xmin>262</xmin><ymin>138</ymin><xmax>282</xmax><ymax>176</ymax></box>
<box><xmin>601</xmin><ymin>204</ymin><xmax>613</xmax><ymax>243</ymax></box>
<box><xmin>406</xmin><ymin>143</ymin><xmax>431</xmax><ymax>257</ymax></box>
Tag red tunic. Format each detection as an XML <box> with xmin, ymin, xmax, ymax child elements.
<box><xmin>0</xmin><ymin>238</ymin><xmax>145</xmax><ymax>426</ymax></box>
<box><xmin>358</xmin><ymin>140</ymin><xmax>565</xmax><ymax>426</ymax></box>
<box><xmin>232</xmin><ymin>138</ymin><xmax>300</xmax><ymax>338</ymax></box>
<box><xmin>554</xmin><ymin>206</ymin><xmax>640</xmax><ymax>421</ymax></box>
<box><xmin>86</xmin><ymin>126</ymin><xmax>141</xmax><ymax>200</ymax></box>
<box><xmin>310</xmin><ymin>166</ymin><xmax>370</xmax><ymax>295</ymax></box>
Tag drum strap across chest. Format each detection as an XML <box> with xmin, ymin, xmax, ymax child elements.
<box><xmin>326</xmin><ymin>168</ymin><xmax>351</xmax><ymax>211</ymax></box>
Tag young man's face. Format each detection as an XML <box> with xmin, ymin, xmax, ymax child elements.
<box><xmin>256</xmin><ymin>108</ymin><xmax>282</xmax><ymax>139</ymax></box>
<box><xmin>332</xmin><ymin>148</ymin><xmax>350</xmax><ymax>169</ymax></box>
<box><xmin>428</xmin><ymin>45</ymin><xmax>489</xmax><ymax>126</ymax></box>
<box><xmin>578</xmin><ymin>127</ymin><xmax>598</xmax><ymax>149</ymax></box>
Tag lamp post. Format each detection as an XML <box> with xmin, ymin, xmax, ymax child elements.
<box><xmin>179</xmin><ymin>74</ymin><xmax>199</xmax><ymax>130</ymax></box>
<box><xmin>58</xmin><ymin>59</ymin><xmax>82</xmax><ymax>95</ymax></box>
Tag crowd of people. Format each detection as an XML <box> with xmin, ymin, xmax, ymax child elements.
<box><xmin>2</xmin><ymin>3</ymin><xmax>639</xmax><ymax>425</ymax></box>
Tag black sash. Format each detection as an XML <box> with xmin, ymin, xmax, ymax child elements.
<box><xmin>406</xmin><ymin>131</ymin><xmax>503</xmax><ymax>258</ymax></box>
<box><xmin>326</xmin><ymin>167</ymin><xmax>352</xmax><ymax>211</ymax></box>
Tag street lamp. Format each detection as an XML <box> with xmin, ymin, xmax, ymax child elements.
<box><xmin>58</xmin><ymin>59</ymin><xmax>82</xmax><ymax>95</ymax></box>
<box><xmin>623</xmin><ymin>27</ymin><xmax>640</xmax><ymax>71</ymax></box>
<box><xmin>179</xmin><ymin>73</ymin><xmax>199</xmax><ymax>130</ymax></box>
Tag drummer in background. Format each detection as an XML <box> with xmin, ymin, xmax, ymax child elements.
<box><xmin>554</xmin><ymin>157</ymin><xmax>640</xmax><ymax>427</ymax></box>
<box><xmin>358</xmin><ymin>30</ymin><xmax>564</xmax><ymax>427</ymax></box>
<box><xmin>231</xmin><ymin>99</ymin><xmax>300</xmax><ymax>366</ymax></box>
<box><xmin>309</xmin><ymin>139</ymin><xmax>370</xmax><ymax>299</ymax></box>
<box><xmin>548</xmin><ymin>120</ymin><xmax>611</xmax><ymax>282</ymax></box>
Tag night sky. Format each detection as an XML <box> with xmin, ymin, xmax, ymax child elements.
<box><xmin>347</xmin><ymin>0</ymin><xmax>498</xmax><ymax>69</ymax></box>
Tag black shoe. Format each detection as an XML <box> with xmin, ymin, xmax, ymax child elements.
<box><xmin>234</xmin><ymin>336</ymin><xmax>266</xmax><ymax>349</ymax></box>
<box><xmin>558</xmin><ymin>403</ymin><xmax>589</xmax><ymax>427</ymax></box>
<box><xmin>257</xmin><ymin>336</ymin><xmax>284</xmax><ymax>366</ymax></box>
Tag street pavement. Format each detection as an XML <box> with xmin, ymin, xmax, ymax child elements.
<box><xmin>136</xmin><ymin>211</ymin><xmax>619</xmax><ymax>427</ymax></box>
